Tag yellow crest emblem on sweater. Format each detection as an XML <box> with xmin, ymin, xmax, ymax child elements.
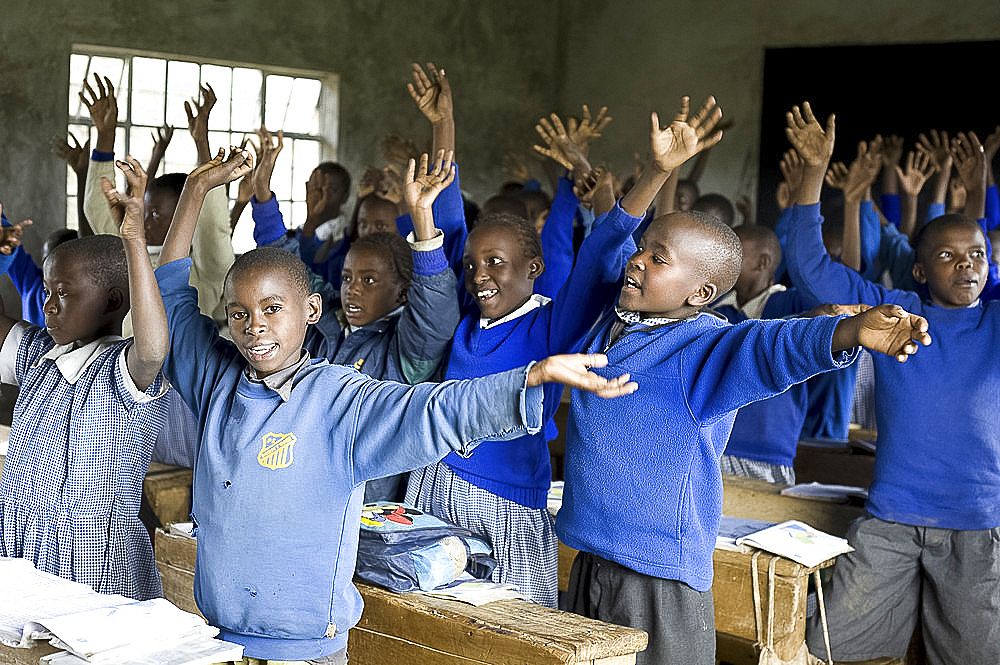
<box><xmin>258</xmin><ymin>432</ymin><xmax>296</xmax><ymax>469</ymax></box>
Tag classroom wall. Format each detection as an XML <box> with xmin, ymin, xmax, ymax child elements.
<box><xmin>2</xmin><ymin>0</ymin><xmax>999</xmax><ymax>261</ymax></box>
<box><xmin>0</xmin><ymin>0</ymin><xmax>564</xmax><ymax>259</ymax></box>
<box><xmin>558</xmin><ymin>0</ymin><xmax>1000</xmax><ymax>222</ymax></box>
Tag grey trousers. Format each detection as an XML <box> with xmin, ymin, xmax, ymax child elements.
<box><xmin>567</xmin><ymin>551</ymin><xmax>715</xmax><ymax>665</ymax></box>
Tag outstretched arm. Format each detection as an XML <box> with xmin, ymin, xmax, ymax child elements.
<box><xmin>405</xmin><ymin>150</ymin><xmax>455</xmax><ymax>241</ymax></box>
<box><xmin>831</xmin><ymin>303</ymin><xmax>931</xmax><ymax>363</ymax></box>
<box><xmin>184</xmin><ymin>83</ymin><xmax>217</xmax><ymax>165</ymax></box>
<box><xmin>896</xmin><ymin>149</ymin><xmax>936</xmax><ymax>239</ymax></box>
<box><xmin>80</xmin><ymin>74</ymin><xmax>120</xmax><ymax>236</ymax></box>
<box><xmin>160</xmin><ymin>147</ymin><xmax>253</xmax><ymax>266</ymax></box>
<box><xmin>952</xmin><ymin>131</ymin><xmax>987</xmax><ymax>221</ymax></box>
<box><xmin>101</xmin><ymin>157</ymin><xmax>167</xmax><ymax>390</ymax></box>
<box><xmin>916</xmin><ymin>129</ymin><xmax>952</xmax><ymax>217</ymax></box>
<box><xmin>51</xmin><ymin>132</ymin><xmax>93</xmax><ymax>236</ymax></box>
<box><xmin>785</xmin><ymin>101</ymin><xmax>835</xmax><ymax>206</ymax></box>
<box><xmin>526</xmin><ymin>353</ymin><xmax>636</xmax><ymax>398</ymax></box>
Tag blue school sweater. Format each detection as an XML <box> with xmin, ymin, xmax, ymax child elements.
<box><xmin>714</xmin><ymin>287</ymin><xmax>816</xmax><ymax>467</ymax></box>
<box><xmin>556</xmin><ymin>309</ymin><xmax>856</xmax><ymax>591</ymax></box>
<box><xmin>156</xmin><ymin>258</ymin><xmax>543</xmax><ymax>661</ymax></box>
<box><xmin>442</xmin><ymin>202</ymin><xmax>642</xmax><ymax>508</ymax></box>
<box><xmin>788</xmin><ymin>202</ymin><xmax>1000</xmax><ymax>530</ymax></box>
<box><xmin>252</xmin><ymin>195</ymin><xmax>459</xmax><ymax>384</ymax></box>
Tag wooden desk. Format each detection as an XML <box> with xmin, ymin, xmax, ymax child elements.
<box><xmin>143</xmin><ymin>463</ymin><xmax>193</xmax><ymax>527</ymax></box>
<box><xmin>155</xmin><ymin>529</ymin><xmax>648</xmax><ymax>665</ymax></box>
<box><xmin>722</xmin><ymin>475</ymin><xmax>866</xmax><ymax>538</ymax></box>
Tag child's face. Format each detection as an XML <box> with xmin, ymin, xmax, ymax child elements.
<box><xmin>143</xmin><ymin>188</ymin><xmax>180</xmax><ymax>246</ymax></box>
<box><xmin>340</xmin><ymin>246</ymin><xmax>406</xmax><ymax>328</ymax></box>
<box><xmin>463</xmin><ymin>226</ymin><xmax>541</xmax><ymax>321</ymax></box>
<box><xmin>42</xmin><ymin>253</ymin><xmax>118</xmax><ymax>346</ymax></box>
<box><xmin>356</xmin><ymin>198</ymin><xmax>397</xmax><ymax>238</ymax></box>
<box><xmin>618</xmin><ymin>216</ymin><xmax>715</xmax><ymax>319</ymax></box>
<box><xmin>913</xmin><ymin>223</ymin><xmax>989</xmax><ymax>308</ymax></box>
<box><xmin>225</xmin><ymin>265</ymin><xmax>321</xmax><ymax>378</ymax></box>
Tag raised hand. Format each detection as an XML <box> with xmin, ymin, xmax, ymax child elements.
<box><xmin>249</xmin><ymin>125</ymin><xmax>283</xmax><ymax>203</ymax></box>
<box><xmin>896</xmin><ymin>150</ymin><xmax>936</xmax><ymax>197</ymax></box>
<box><xmin>0</xmin><ymin>203</ymin><xmax>32</xmax><ymax>256</ymax></box>
<box><xmin>502</xmin><ymin>152</ymin><xmax>532</xmax><ymax>182</ymax></box>
<box><xmin>185</xmin><ymin>83</ymin><xmax>217</xmax><ymax>164</ymax></box>
<box><xmin>79</xmin><ymin>74</ymin><xmax>118</xmax><ymax>152</ymax></box>
<box><xmin>843</xmin><ymin>303</ymin><xmax>931</xmax><ymax>363</ymax></box>
<box><xmin>565</xmin><ymin>105</ymin><xmax>612</xmax><ymax>157</ymax></box>
<box><xmin>784</xmin><ymin>102</ymin><xmax>835</xmax><ymax>167</ymax></box>
<box><xmin>951</xmin><ymin>131</ymin><xmax>986</xmax><ymax>191</ymax></box>
<box><xmin>916</xmin><ymin>129</ymin><xmax>953</xmax><ymax>173</ymax></box>
<box><xmin>778</xmin><ymin>149</ymin><xmax>804</xmax><ymax>209</ymax></box>
<box><xmin>533</xmin><ymin>112</ymin><xmax>591</xmax><ymax>175</ymax></box>
<box><xmin>649</xmin><ymin>95</ymin><xmax>723</xmax><ymax>173</ymax></box>
<box><xmin>407</xmin><ymin>62</ymin><xmax>453</xmax><ymax>125</ymax></box>
<box><xmin>825</xmin><ymin>162</ymin><xmax>850</xmax><ymax>191</ymax></box>
<box><xmin>526</xmin><ymin>353</ymin><xmax>638</xmax><ymax>398</ymax></box>
<box><xmin>101</xmin><ymin>156</ymin><xmax>148</xmax><ymax>242</ymax></box>
<box><xmin>405</xmin><ymin>150</ymin><xmax>455</xmax><ymax>212</ymax></box>
<box><xmin>51</xmin><ymin>133</ymin><xmax>90</xmax><ymax>177</ymax></box>
<box><xmin>843</xmin><ymin>138</ymin><xmax>883</xmax><ymax>201</ymax></box>
<box><xmin>381</xmin><ymin>134</ymin><xmax>422</xmax><ymax>168</ymax></box>
<box><xmin>188</xmin><ymin>146</ymin><xmax>254</xmax><ymax>191</ymax></box>
<box><xmin>881</xmin><ymin>134</ymin><xmax>904</xmax><ymax>169</ymax></box>
<box><xmin>381</xmin><ymin>164</ymin><xmax>405</xmax><ymax>205</ymax></box>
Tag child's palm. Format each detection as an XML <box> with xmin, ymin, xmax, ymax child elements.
<box><xmin>856</xmin><ymin>304</ymin><xmax>930</xmax><ymax>362</ymax></box>
<box><xmin>189</xmin><ymin>147</ymin><xmax>254</xmax><ymax>189</ymax></box>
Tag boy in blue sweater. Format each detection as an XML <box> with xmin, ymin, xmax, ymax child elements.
<box><xmin>782</xmin><ymin>102</ymin><xmax>1000</xmax><ymax>664</ymax></box>
<box><xmin>554</xmin><ymin>106</ymin><xmax>933</xmax><ymax>665</ymax></box>
<box><xmin>151</xmin><ymin>147</ymin><xmax>636</xmax><ymax>664</ymax></box>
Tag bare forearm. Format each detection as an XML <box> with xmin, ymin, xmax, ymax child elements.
<box><xmin>410</xmin><ymin>207</ymin><xmax>437</xmax><ymax>241</ymax></box>
<box><xmin>657</xmin><ymin>169</ymin><xmax>679</xmax><ymax>213</ymax></box>
<box><xmin>842</xmin><ymin>197</ymin><xmax>862</xmax><ymax>272</ymax></box>
<box><xmin>123</xmin><ymin>237</ymin><xmax>168</xmax><ymax>389</ymax></box>
<box><xmin>432</xmin><ymin>119</ymin><xmax>455</xmax><ymax>159</ymax></box>
<box><xmin>899</xmin><ymin>193</ymin><xmax>919</xmax><ymax>239</ymax></box>
<box><xmin>831</xmin><ymin>316</ymin><xmax>860</xmax><ymax>355</ymax></box>
<box><xmin>621</xmin><ymin>166</ymin><xmax>670</xmax><ymax>218</ymax></box>
<box><xmin>160</xmin><ymin>181</ymin><xmax>210</xmax><ymax>264</ymax></box>
<box><xmin>797</xmin><ymin>164</ymin><xmax>827</xmax><ymax>206</ymax></box>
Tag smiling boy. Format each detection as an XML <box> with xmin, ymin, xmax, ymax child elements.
<box><xmin>151</xmin><ymin>148</ymin><xmax>637</xmax><ymax>664</ymax></box>
<box><xmin>780</xmin><ymin>103</ymin><xmax>1000</xmax><ymax>663</ymax></box>
<box><xmin>554</xmin><ymin>105</ymin><xmax>933</xmax><ymax>665</ymax></box>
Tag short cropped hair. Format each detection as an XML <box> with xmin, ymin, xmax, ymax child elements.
<box><xmin>691</xmin><ymin>193</ymin><xmax>735</xmax><ymax>227</ymax></box>
<box><xmin>469</xmin><ymin>212</ymin><xmax>543</xmax><ymax>261</ymax></box>
<box><xmin>46</xmin><ymin>234</ymin><xmax>127</xmax><ymax>291</ymax></box>
<box><xmin>481</xmin><ymin>195</ymin><xmax>528</xmax><ymax>221</ymax></box>
<box><xmin>315</xmin><ymin>162</ymin><xmax>351</xmax><ymax>193</ymax></box>
<box><xmin>350</xmin><ymin>232</ymin><xmax>413</xmax><ymax>290</ymax></box>
<box><xmin>151</xmin><ymin>172</ymin><xmax>187</xmax><ymax>197</ymax></box>
<box><xmin>226</xmin><ymin>247</ymin><xmax>312</xmax><ymax>298</ymax></box>
<box><xmin>735</xmin><ymin>224</ymin><xmax>782</xmax><ymax>270</ymax></box>
<box><xmin>665</xmin><ymin>210</ymin><xmax>742</xmax><ymax>294</ymax></box>
<box><xmin>913</xmin><ymin>213</ymin><xmax>983</xmax><ymax>264</ymax></box>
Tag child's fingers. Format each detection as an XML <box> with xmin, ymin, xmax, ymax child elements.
<box><xmin>650</xmin><ymin>111</ymin><xmax>661</xmax><ymax>135</ymax></box>
<box><xmin>549</xmin><ymin>113</ymin><xmax>567</xmax><ymax>136</ymax></box>
<box><xmin>405</xmin><ymin>158</ymin><xmax>416</xmax><ymax>185</ymax></box>
<box><xmin>184</xmin><ymin>101</ymin><xmax>195</xmax><ymax>123</ymax></box>
<box><xmin>673</xmin><ymin>96</ymin><xmax>690</xmax><ymax>124</ymax></box>
<box><xmin>419</xmin><ymin>152</ymin><xmax>430</xmax><ymax>177</ymax></box>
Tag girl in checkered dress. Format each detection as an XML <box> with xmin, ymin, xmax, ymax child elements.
<box><xmin>0</xmin><ymin>158</ymin><xmax>170</xmax><ymax>600</ymax></box>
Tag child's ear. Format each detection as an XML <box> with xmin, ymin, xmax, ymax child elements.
<box><xmin>306</xmin><ymin>293</ymin><xmax>323</xmax><ymax>324</ymax></box>
<box><xmin>394</xmin><ymin>283</ymin><xmax>408</xmax><ymax>307</ymax></box>
<box><xmin>686</xmin><ymin>282</ymin><xmax>719</xmax><ymax>308</ymax></box>
<box><xmin>912</xmin><ymin>262</ymin><xmax>927</xmax><ymax>284</ymax></box>
<box><xmin>527</xmin><ymin>257</ymin><xmax>545</xmax><ymax>280</ymax></box>
<box><xmin>106</xmin><ymin>286</ymin><xmax>126</xmax><ymax>314</ymax></box>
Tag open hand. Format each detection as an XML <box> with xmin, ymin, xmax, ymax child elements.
<box><xmin>80</xmin><ymin>74</ymin><xmax>118</xmax><ymax>136</ymax></box>
<box><xmin>916</xmin><ymin>129</ymin><xmax>952</xmax><ymax>173</ymax></box>
<box><xmin>407</xmin><ymin>62</ymin><xmax>453</xmax><ymax>125</ymax></box>
<box><xmin>51</xmin><ymin>133</ymin><xmax>90</xmax><ymax>177</ymax></box>
<box><xmin>185</xmin><ymin>83</ymin><xmax>216</xmax><ymax>142</ymax></box>
<box><xmin>895</xmin><ymin>150</ymin><xmax>936</xmax><ymax>197</ymax></box>
<box><xmin>881</xmin><ymin>134</ymin><xmax>904</xmax><ymax>168</ymax></box>
<box><xmin>951</xmin><ymin>131</ymin><xmax>986</xmax><ymax>191</ymax></box>
<box><xmin>533</xmin><ymin>112</ymin><xmax>590</xmax><ymax>173</ymax></box>
<box><xmin>101</xmin><ymin>156</ymin><xmax>148</xmax><ymax>242</ymax></box>
<box><xmin>249</xmin><ymin>125</ymin><xmax>283</xmax><ymax>202</ymax></box>
<box><xmin>526</xmin><ymin>353</ymin><xmax>638</xmax><ymax>398</ymax></box>
<box><xmin>785</xmin><ymin>102</ymin><xmax>835</xmax><ymax>167</ymax></box>
<box><xmin>188</xmin><ymin>146</ymin><xmax>254</xmax><ymax>191</ymax></box>
<box><xmin>405</xmin><ymin>150</ymin><xmax>455</xmax><ymax>212</ymax></box>
<box><xmin>648</xmin><ymin>96</ymin><xmax>723</xmax><ymax>173</ymax></box>
<box><xmin>565</xmin><ymin>105</ymin><xmax>612</xmax><ymax>157</ymax></box>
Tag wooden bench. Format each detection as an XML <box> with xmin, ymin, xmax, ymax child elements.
<box><xmin>794</xmin><ymin>439</ymin><xmax>875</xmax><ymax>487</ymax></box>
<box><xmin>155</xmin><ymin>529</ymin><xmax>648</xmax><ymax>665</ymax></box>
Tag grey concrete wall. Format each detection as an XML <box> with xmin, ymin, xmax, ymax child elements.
<box><xmin>558</xmin><ymin>0</ymin><xmax>1000</xmax><ymax>219</ymax></box>
<box><xmin>0</xmin><ymin>0</ymin><xmax>565</xmax><ymax>258</ymax></box>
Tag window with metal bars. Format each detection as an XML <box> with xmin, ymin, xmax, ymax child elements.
<box><xmin>65</xmin><ymin>45</ymin><xmax>339</xmax><ymax>254</ymax></box>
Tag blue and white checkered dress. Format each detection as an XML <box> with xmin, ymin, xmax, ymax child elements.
<box><xmin>0</xmin><ymin>325</ymin><xmax>169</xmax><ymax>600</ymax></box>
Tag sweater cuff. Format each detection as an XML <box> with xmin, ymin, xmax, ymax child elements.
<box><xmin>91</xmin><ymin>149</ymin><xmax>114</xmax><ymax>162</ymax></box>
<box><xmin>0</xmin><ymin>249</ymin><xmax>16</xmax><ymax>275</ymax></box>
<box><xmin>250</xmin><ymin>195</ymin><xmax>287</xmax><ymax>245</ymax></box>
<box><xmin>407</xmin><ymin>231</ymin><xmax>449</xmax><ymax>276</ymax></box>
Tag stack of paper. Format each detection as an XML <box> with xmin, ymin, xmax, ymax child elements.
<box><xmin>734</xmin><ymin>520</ymin><xmax>853</xmax><ymax>567</ymax></box>
<box><xmin>0</xmin><ymin>558</ymin><xmax>243</xmax><ymax>665</ymax></box>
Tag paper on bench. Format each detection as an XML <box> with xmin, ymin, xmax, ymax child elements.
<box><xmin>735</xmin><ymin>520</ymin><xmax>853</xmax><ymax>567</ymax></box>
<box><xmin>780</xmin><ymin>482</ymin><xmax>868</xmax><ymax>503</ymax></box>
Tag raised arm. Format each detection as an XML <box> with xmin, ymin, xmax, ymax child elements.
<box><xmin>917</xmin><ymin>129</ymin><xmax>952</xmax><ymax>218</ymax></box>
<box><xmin>80</xmin><ymin>74</ymin><xmax>120</xmax><ymax>235</ymax></box>
<box><xmin>532</xmin><ymin>111</ymin><xmax>593</xmax><ymax>181</ymax></box>
<box><xmin>100</xmin><ymin>157</ymin><xmax>167</xmax><ymax>390</ymax></box>
<box><xmin>952</xmin><ymin>131</ymin><xmax>987</xmax><ymax>222</ymax></box>
<box><xmin>184</xmin><ymin>83</ymin><xmax>217</xmax><ymax>165</ymax></box>
<box><xmin>622</xmin><ymin>96</ymin><xmax>724</xmax><ymax>218</ymax></box>
<box><xmin>51</xmin><ymin>132</ymin><xmax>93</xmax><ymax>236</ymax></box>
<box><xmin>896</xmin><ymin>149</ymin><xmax>936</xmax><ymax>239</ymax></box>
<box><xmin>0</xmin><ymin>205</ymin><xmax>31</xmax><ymax>344</ymax></box>
<box><xmin>405</xmin><ymin>150</ymin><xmax>455</xmax><ymax>241</ymax></box>
<box><xmin>786</xmin><ymin>101</ymin><xmax>835</xmax><ymax>207</ymax></box>
<box><xmin>146</xmin><ymin>124</ymin><xmax>173</xmax><ymax>184</ymax></box>
<box><xmin>247</xmin><ymin>126</ymin><xmax>288</xmax><ymax>245</ymax></box>
<box><xmin>407</xmin><ymin>62</ymin><xmax>454</xmax><ymax>159</ymax></box>
<box><xmin>160</xmin><ymin>147</ymin><xmax>253</xmax><ymax>266</ymax></box>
